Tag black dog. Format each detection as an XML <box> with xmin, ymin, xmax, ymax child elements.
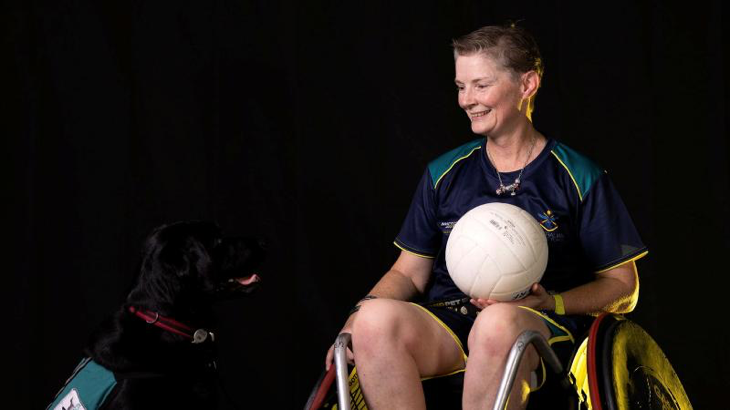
<box><xmin>48</xmin><ymin>221</ymin><xmax>266</xmax><ymax>410</ymax></box>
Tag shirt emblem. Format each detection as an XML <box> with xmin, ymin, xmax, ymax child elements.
<box><xmin>537</xmin><ymin>209</ymin><xmax>559</xmax><ymax>232</ymax></box>
<box><xmin>439</xmin><ymin>221</ymin><xmax>457</xmax><ymax>233</ymax></box>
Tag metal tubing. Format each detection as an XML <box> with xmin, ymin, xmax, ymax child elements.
<box><xmin>334</xmin><ymin>333</ymin><xmax>353</xmax><ymax>410</ymax></box>
<box><xmin>493</xmin><ymin>330</ymin><xmax>564</xmax><ymax>410</ymax></box>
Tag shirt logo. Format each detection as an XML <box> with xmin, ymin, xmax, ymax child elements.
<box><xmin>439</xmin><ymin>221</ymin><xmax>457</xmax><ymax>233</ymax></box>
<box><xmin>537</xmin><ymin>209</ymin><xmax>559</xmax><ymax>232</ymax></box>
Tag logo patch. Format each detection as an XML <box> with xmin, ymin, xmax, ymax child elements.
<box><xmin>537</xmin><ymin>209</ymin><xmax>558</xmax><ymax>232</ymax></box>
<box><xmin>54</xmin><ymin>389</ymin><xmax>87</xmax><ymax>410</ymax></box>
<box><xmin>439</xmin><ymin>221</ymin><xmax>457</xmax><ymax>233</ymax></box>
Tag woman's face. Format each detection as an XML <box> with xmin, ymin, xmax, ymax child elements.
<box><xmin>455</xmin><ymin>53</ymin><xmax>527</xmax><ymax>137</ymax></box>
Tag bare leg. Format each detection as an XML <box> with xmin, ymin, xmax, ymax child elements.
<box><xmin>462</xmin><ymin>304</ymin><xmax>551</xmax><ymax>410</ymax></box>
<box><xmin>352</xmin><ymin>300</ymin><xmax>465</xmax><ymax>410</ymax></box>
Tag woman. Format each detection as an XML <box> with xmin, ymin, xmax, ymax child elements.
<box><xmin>325</xmin><ymin>24</ymin><xmax>647</xmax><ymax>410</ymax></box>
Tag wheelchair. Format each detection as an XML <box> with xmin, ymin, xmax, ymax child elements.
<box><xmin>305</xmin><ymin>314</ymin><xmax>692</xmax><ymax>410</ymax></box>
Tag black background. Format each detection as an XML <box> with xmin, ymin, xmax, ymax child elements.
<box><xmin>3</xmin><ymin>1</ymin><xmax>728</xmax><ymax>408</ymax></box>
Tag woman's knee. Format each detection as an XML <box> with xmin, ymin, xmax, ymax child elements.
<box><xmin>351</xmin><ymin>300</ymin><xmax>413</xmax><ymax>348</ymax></box>
<box><xmin>467</xmin><ymin>304</ymin><xmax>533</xmax><ymax>354</ymax></box>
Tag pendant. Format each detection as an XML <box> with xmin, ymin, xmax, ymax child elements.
<box><xmin>496</xmin><ymin>181</ymin><xmax>520</xmax><ymax>196</ymax></box>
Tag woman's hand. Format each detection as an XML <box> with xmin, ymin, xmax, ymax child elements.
<box><xmin>470</xmin><ymin>283</ymin><xmax>554</xmax><ymax>311</ymax></box>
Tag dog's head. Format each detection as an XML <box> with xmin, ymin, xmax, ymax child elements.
<box><xmin>126</xmin><ymin>221</ymin><xmax>266</xmax><ymax>319</ymax></box>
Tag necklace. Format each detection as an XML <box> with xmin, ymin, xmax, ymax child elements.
<box><xmin>485</xmin><ymin>136</ymin><xmax>536</xmax><ymax>196</ymax></box>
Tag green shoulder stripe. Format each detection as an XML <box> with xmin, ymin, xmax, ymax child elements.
<box><xmin>550</xmin><ymin>142</ymin><xmax>604</xmax><ymax>201</ymax></box>
<box><xmin>428</xmin><ymin>138</ymin><xmax>483</xmax><ymax>188</ymax></box>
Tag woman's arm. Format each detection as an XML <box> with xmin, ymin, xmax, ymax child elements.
<box><xmin>472</xmin><ymin>260</ymin><xmax>640</xmax><ymax>315</ymax></box>
<box><xmin>559</xmin><ymin>260</ymin><xmax>639</xmax><ymax>315</ymax></box>
<box><xmin>367</xmin><ymin>250</ymin><xmax>434</xmax><ymax>300</ymax></box>
<box><xmin>341</xmin><ymin>250</ymin><xmax>433</xmax><ymax>324</ymax></box>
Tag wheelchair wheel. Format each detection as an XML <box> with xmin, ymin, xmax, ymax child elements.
<box><xmin>587</xmin><ymin>314</ymin><xmax>692</xmax><ymax>410</ymax></box>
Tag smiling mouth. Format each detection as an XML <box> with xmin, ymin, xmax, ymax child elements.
<box><xmin>470</xmin><ymin>109</ymin><xmax>491</xmax><ymax>119</ymax></box>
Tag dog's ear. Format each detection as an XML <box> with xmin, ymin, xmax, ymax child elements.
<box><xmin>161</xmin><ymin>242</ymin><xmax>191</xmax><ymax>277</ymax></box>
<box><xmin>129</xmin><ymin>224</ymin><xmax>219</xmax><ymax>308</ymax></box>
<box><xmin>158</xmin><ymin>238</ymin><xmax>216</xmax><ymax>282</ymax></box>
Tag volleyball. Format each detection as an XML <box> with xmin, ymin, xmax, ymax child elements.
<box><xmin>445</xmin><ymin>202</ymin><xmax>548</xmax><ymax>301</ymax></box>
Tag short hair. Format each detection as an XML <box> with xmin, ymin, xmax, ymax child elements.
<box><xmin>452</xmin><ymin>24</ymin><xmax>544</xmax><ymax>119</ymax></box>
<box><xmin>452</xmin><ymin>24</ymin><xmax>544</xmax><ymax>79</ymax></box>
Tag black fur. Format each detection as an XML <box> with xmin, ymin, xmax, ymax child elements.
<box><xmin>79</xmin><ymin>221</ymin><xmax>265</xmax><ymax>409</ymax></box>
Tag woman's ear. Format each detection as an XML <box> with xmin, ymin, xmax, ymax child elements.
<box><xmin>521</xmin><ymin>70</ymin><xmax>540</xmax><ymax>100</ymax></box>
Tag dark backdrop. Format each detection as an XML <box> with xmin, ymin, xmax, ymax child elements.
<box><xmin>3</xmin><ymin>0</ymin><xmax>727</xmax><ymax>408</ymax></box>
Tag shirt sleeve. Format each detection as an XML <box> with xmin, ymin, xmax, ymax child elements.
<box><xmin>578</xmin><ymin>173</ymin><xmax>648</xmax><ymax>272</ymax></box>
<box><xmin>394</xmin><ymin>168</ymin><xmax>441</xmax><ymax>258</ymax></box>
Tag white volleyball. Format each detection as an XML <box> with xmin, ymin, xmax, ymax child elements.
<box><xmin>445</xmin><ymin>202</ymin><xmax>548</xmax><ymax>301</ymax></box>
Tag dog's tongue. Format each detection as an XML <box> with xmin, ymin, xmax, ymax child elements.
<box><xmin>236</xmin><ymin>274</ymin><xmax>260</xmax><ymax>286</ymax></box>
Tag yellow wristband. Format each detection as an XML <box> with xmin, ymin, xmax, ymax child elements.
<box><xmin>553</xmin><ymin>294</ymin><xmax>565</xmax><ymax>315</ymax></box>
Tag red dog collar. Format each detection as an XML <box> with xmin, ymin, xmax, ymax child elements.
<box><xmin>128</xmin><ymin>306</ymin><xmax>214</xmax><ymax>344</ymax></box>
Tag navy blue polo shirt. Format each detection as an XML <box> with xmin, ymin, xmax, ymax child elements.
<box><xmin>395</xmin><ymin>137</ymin><xmax>647</xmax><ymax>302</ymax></box>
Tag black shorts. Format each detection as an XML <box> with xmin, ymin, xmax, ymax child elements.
<box><xmin>415</xmin><ymin>302</ymin><xmax>593</xmax><ymax>389</ymax></box>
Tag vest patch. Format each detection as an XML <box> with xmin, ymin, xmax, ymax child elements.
<box><xmin>53</xmin><ymin>389</ymin><xmax>87</xmax><ymax>410</ymax></box>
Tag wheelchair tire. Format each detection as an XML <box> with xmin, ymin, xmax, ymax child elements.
<box><xmin>588</xmin><ymin>314</ymin><xmax>692</xmax><ymax>410</ymax></box>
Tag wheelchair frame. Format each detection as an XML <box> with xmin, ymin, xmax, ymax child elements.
<box><xmin>331</xmin><ymin>330</ymin><xmax>565</xmax><ymax>410</ymax></box>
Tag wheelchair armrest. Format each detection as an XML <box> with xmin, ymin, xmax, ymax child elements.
<box><xmin>494</xmin><ymin>330</ymin><xmax>564</xmax><ymax>410</ymax></box>
<box><xmin>334</xmin><ymin>332</ymin><xmax>353</xmax><ymax>410</ymax></box>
